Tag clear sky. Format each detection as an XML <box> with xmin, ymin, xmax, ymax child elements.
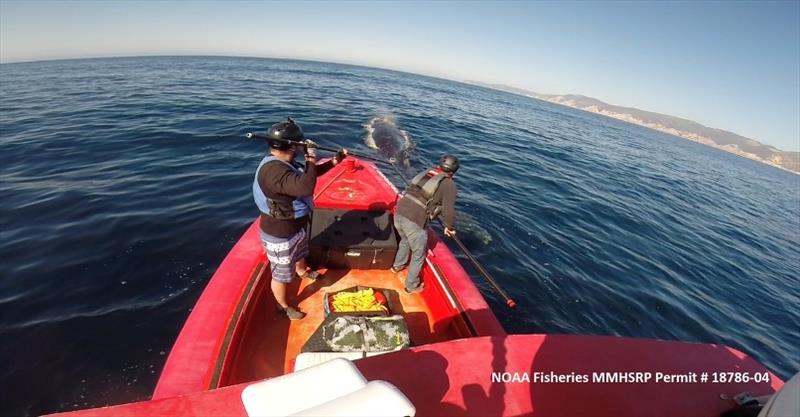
<box><xmin>1</xmin><ymin>0</ymin><xmax>798</xmax><ymax>151</ymax></box>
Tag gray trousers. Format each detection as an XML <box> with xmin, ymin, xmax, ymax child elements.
<box><xmin>392</xmin><ymin>214</ymin><xmax>427</xmax><ymax>290</ymax></box>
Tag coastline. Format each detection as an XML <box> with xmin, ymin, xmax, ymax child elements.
<box><xmin>465</xmin><ymin>82</ymin><xmax>800</xmax><ymax>176</ymax></box>
<box><xmin>547</xmin><ymin>100</ymin><xmax>800</xmax><ymax>176</ymax></box>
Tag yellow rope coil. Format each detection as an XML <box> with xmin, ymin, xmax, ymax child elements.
<box><xmin>330</xmin><ymin>288</ymin><xmax>388</xmax><ymax>313</ymax></box>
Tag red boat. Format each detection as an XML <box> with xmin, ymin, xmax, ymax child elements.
<box><xmin>45</xmin><ymin>158</ymin><xmax>793</xmax><ymax>417</ymax></box>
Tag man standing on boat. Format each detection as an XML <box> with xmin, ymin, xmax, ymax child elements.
<box><xmin>253</xmin><ymin>117</ymin><xmax>347</xmax><ymax>320</ymax></box>
<box><xmin>391</xmin><ymin>155</ymin><xmax>459</xmax><ymax>294</ymax></box>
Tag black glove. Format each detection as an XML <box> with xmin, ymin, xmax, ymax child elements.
<box><xmin>334</xmin><ymin>149</ymin><xmax>348</xmax><ymax>164</ymax></box>
<box><xmin>304</xmin><ymin>139</ymin><xmax>318</xmax><ymax>158</ymax></box>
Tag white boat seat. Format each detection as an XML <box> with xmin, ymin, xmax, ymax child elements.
<box><xmin>291</xmin><ymin>380</ymin><xmax>415</xmax><ymax>417</ymax></box>
<box><xmin>241</xmin><ymin>357</ymin><xmax>415</xmax><ymax>417</ymax></box>
<box><xmin>241</xmin><ymin>358</ymin><xmax>366</xmax><ymax>416</ymax></box>
<box><xmin>293</xmin><ymin>350</ymin><xmax>393</xmax><ymax>371</ymax></box>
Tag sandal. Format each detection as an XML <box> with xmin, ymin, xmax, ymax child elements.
<box><xmin>296</xmin><ymin>269</ymin><xmax>321</xmax><ymax>280</ymax></box>
<box><xmin>279</xmin><ymin>306</ymin><xmax>307</xmax><ymax>320</ymax></box>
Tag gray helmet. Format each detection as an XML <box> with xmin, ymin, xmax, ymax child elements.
<box><xmin>267</xmin><ymin>117</ymin><xmax>304</xmax><ymax>150</ymax></box>
<box><xmin>439</xmin><ymin>154</ymin><xmax>459</xmax><ymax>173</ymax></box>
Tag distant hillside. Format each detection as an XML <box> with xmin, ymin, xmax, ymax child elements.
<box><xmin>468</xmin><ymin>82</ymin><xmax>799</xmax><ymax>174</ymax></box>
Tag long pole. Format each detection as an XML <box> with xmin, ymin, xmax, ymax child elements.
<box><xmin>245</xmin><ymin>132</ymin><xmax>394</xmax><ymax>165</ymax></box>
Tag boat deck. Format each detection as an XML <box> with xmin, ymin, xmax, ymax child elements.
<box><xmin>152</xmin><ymin>161</ymin><xmax>504</xmax><ymax>399</ymax></box>
<box><xmin>224</xmin><ymin>267</ymin><xmax>462</xmax><ymax>386</ymax></box>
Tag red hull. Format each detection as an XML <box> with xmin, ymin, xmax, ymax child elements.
<box><xmin>44</xmin><ymin>158</ymin><xmax>785</xmax><ymax>416</ymax></box>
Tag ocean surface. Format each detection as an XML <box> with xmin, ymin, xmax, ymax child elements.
<box><xmin>1</xmin><ymin>57</ymin><xmax>798</xmax><ymax>416</ymax></box>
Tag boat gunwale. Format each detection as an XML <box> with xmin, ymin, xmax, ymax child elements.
<box><xmin>47</xmin><ymin>334</ymin><xmax>786</xmax><ymax>417</ymax></box>
<box><xmin>208</xmin><ymin>262</ymin><xmax>265</xmax><ymax>389</ymax></box>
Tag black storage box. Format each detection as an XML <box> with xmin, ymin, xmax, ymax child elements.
<box><xmin>308</xmin><ymin>208</ymin><xmax>398</xmax><ymax>269</ymax></box>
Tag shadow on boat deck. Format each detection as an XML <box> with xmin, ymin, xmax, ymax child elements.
<box><xmin>355</xmin><ymin>309</ymin><xmax>511</xmax><ymax>416</ymax></box>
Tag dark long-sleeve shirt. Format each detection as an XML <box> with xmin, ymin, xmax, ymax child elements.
<box><xmin>257</xmin><ymin>158</ymin><xmax>335</xmax><ymax>237</ymax></box>
<box><xmin>396</xmin><ymin>175</ymin><xmax>457</xmax><ymax>229</ymax></box>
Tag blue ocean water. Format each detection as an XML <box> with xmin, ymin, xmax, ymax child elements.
<box><xmin>0</xmin><ymin>57</ymin><xmax>797</xmax><ymax>416</ymax></box>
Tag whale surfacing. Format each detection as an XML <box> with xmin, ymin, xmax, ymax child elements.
<box><xmin>364</xmin><ymin>116</ymin><xmax>413</xmax><ymax>174</ymax></box>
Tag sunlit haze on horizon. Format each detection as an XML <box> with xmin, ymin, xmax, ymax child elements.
<box><xmin>1</xmin><ymin>0</ymin><xmax>798</xmax><ymax>152</ymax></box>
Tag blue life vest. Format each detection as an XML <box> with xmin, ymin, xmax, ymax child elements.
<box><xmin>253</xmin><ymin>155</ymin><xmax>314</xmax><ymax>219</ymax></box>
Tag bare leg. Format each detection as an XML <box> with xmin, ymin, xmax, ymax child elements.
<box><xmin>295</xmin><ymin>258</ymin><xmax>308</xmax><ymax>276</ymax></box>
<box><xmin>271</xmin><ymin>280</ymin><xmax>289</xmax><ymax>309</ymax></box>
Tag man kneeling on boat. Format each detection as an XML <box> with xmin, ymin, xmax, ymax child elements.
<box><xmin>392</xmin><ymin>155</ymin><xmax>459</xmax><ymax>294</ymax></box>
<box><xmin>253</xmin><ymin>117</ymin><xmax>347</xmax><ymax>320</ymax></box>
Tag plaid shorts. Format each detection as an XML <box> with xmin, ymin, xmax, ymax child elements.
<box><xmin>259</xmin><ymin>228</ymin><xmax>309</xmax><ymax>283</ymax></box>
